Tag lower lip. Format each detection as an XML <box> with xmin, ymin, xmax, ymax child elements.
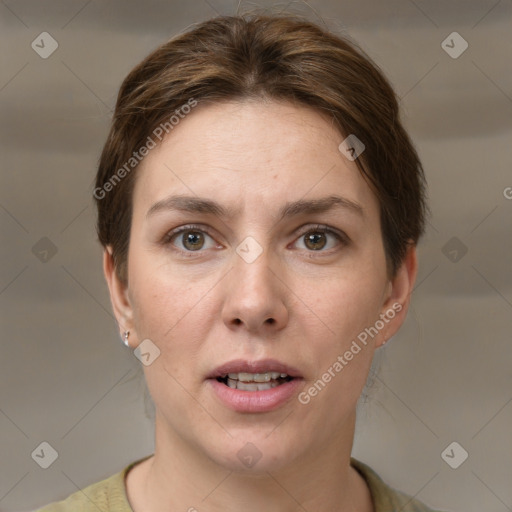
<box><xmin>207</xmin><ymin>378</ymin><xmax>303</xmax><ymax>413</ymax></box>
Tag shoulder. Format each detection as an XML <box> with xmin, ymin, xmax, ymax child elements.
<box><xmin>35</xmin><ymin>470</ymin><xmax>129</xmax><ymax>512</ymax></box>
<box><xmin>350</xmin><ymin>457</ymin><xmax>446</xmax><ymax>512</ymax></box>
<box><xmin>35</xmin><ymin>456</ymin><xmax>151</xmax><ymax>512</ymax></box>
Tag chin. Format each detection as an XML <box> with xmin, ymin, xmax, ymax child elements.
<box><xmin>202</xmin><ymin>430</ymin><xmax>300</xmax><ymax>474</ymax></box>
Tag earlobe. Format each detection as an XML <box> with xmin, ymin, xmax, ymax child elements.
<box><xmin>377</xmin><ymin>243</ymin><xmax>418</xmax><ymax>347</ymax></box>
<box><xmin>103</xmin><ymin>247</ymin><xmax>135</xmax><ymax>339</ymax></box>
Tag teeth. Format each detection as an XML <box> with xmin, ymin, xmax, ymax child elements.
<box><xmin>227</xmin><ymin>372</ymin><xmax>289</xmax><ymax>382</ymax></box>
<box><xmin>227</xmin><ymin>378</ymin><xmax>281</xmax><ymax>391</ymax></box>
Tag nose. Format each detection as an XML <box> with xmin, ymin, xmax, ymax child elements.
<box><xmin>221</xmin><ymin>246</ymin><xmax>289</xmax><ymax>334</ymax></box>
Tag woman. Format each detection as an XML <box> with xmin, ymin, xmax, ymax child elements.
<box><xmin>38</xmin><ymin>12</ymin><xmax>444</xmax><ymax>512</ymax></box>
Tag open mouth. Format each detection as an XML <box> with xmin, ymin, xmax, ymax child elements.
<box><xmin>216</xmin><ymin>372</ymin><xmax>294</xmax><ymax>391</ymax></box>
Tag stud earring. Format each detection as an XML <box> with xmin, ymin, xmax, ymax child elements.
<box><xmin>382</xmin><ymin>335</ymin><xmax>393</xmax><ymax>346</ymax></box>
<box><xmin>121</xmin><ymin>330</ymin><xmax>130</xmax><ymax>347</ymax></box>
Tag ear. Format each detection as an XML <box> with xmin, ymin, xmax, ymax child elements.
<box><xmin>103</xmin><ymin>246</ymin><xmax>136</xmax><ymax>346</ymax></box>
<box><xmin>376</xmin><ymin>243</ymin><xmax>418</xmax><ymax>347</ymax></box>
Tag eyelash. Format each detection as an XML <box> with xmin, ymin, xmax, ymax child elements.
<box><xmin>161</xmin><ymin>223</ymin><xmax>349</xmax><ymax>258</ymax></box>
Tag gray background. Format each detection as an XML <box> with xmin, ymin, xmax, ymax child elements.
<box><xmin>1</xmin><ymin>1</ymin><xmax>511</xmax><ymax>511</ymax></box>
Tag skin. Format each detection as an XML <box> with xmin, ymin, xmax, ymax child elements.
<box><xmin>103</xmin><ymin>99</ymin><xmax>418</xmax><ymax>512</ymax></box>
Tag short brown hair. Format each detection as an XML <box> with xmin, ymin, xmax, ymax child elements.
<box><xmin>94</xmin><ymin>13</ymin><xmax>428</xmax><ymax>283</ymax></box>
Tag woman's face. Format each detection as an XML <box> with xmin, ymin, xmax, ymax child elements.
<box><xmin>106</xmin><ymin>99</ymin><xmax>415</xmax><ymax>473</ymax></box>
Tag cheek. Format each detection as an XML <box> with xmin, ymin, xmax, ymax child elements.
<box><xmin>128</xmin><ymin>263</ymin><xmax>214</xmax><ymax>421</ymax></box>
<box><xmin>297</xmin><ymin>269</ymin><xmax>385</xmax><ymax>405</ymax></box>
<box><xmin>127</xmin><ymin>248</ymin><xmax>213</xmax><ymax>353</ymax></box>
<box><xmin>309</xmin><ymin>267</ymin><xmax>386</xmax><ymax>342</ymax></box>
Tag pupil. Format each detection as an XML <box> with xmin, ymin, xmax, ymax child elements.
<box><xmin>305</xmin><ymin>232</ymin><xmax>326</xmax><ymax>250</ymax></box>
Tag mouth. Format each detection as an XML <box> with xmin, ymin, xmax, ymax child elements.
<box><xmin>206</xmin><ymin>358</ymin><xmax>303</xmax><ymax>411</ymax></box>
<box><xmin>215</xmin><ymin>372</ymin><xmax>295</xmax><ymax>391</ymax></box>
<box><xmin>208</xmin><ymin>373</ymin><xmax>303</xmax><ymax>413</ymax></box>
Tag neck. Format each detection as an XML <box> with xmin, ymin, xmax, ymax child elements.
<box><xmin>127</xmin><ymin>411</ymin><xmax>373</xmax><ymax>512</ymax></box>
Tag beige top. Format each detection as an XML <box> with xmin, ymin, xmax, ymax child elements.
<box><xmin>36</xmin><ymin>456</ymin><xmax>444</xmax><ymax>511</ymax></box>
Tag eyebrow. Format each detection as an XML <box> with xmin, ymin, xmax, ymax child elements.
<box><xmin>146</xmin><ymin>194</ymin><xmax>364</xmax><ymax>220</ymax></box>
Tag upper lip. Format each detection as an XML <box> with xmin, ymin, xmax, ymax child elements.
<box><xmin>207</xmin><ymin>358</ymin><xmax>303</xmax><ymax>379</ymax></box>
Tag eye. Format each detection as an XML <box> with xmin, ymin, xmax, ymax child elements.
<box><xmin>293</xmin><ymin>225</ymin><xmax>347</xmax><ymax>252</ymax></box>
<box><xmin>163</xmin><ymin>224</ymin><xmax>219</xmax><ymax>253</ymax></box>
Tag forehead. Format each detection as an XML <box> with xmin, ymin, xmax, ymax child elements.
<box><xmin>133</xmin><ymin>99</ymin><xmax>379</xmax><ymax>222</ymax></box>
